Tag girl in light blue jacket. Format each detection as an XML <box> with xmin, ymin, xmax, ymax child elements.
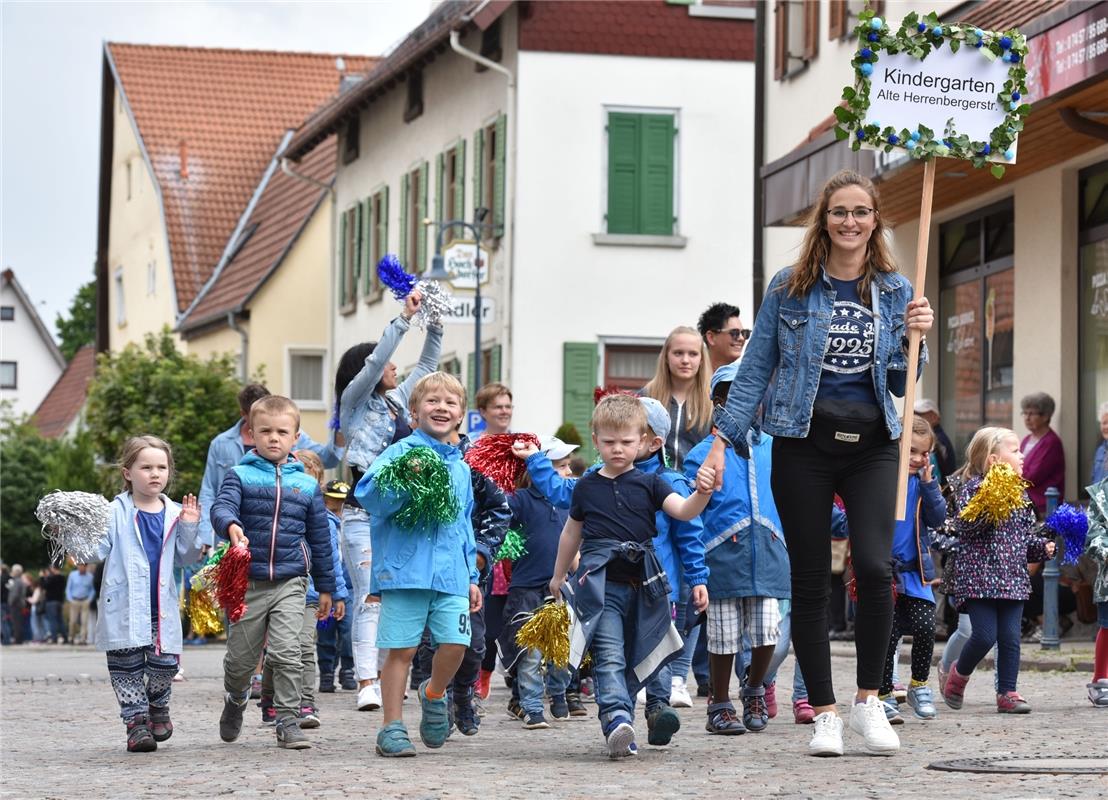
<box><xmin>93</xmin><ymin>435</ymin><xmax>204</xmax><ymax>752</ymax></box>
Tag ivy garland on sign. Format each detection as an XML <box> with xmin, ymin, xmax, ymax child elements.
<box><xmin>833</xmin><ymin>8</ymin><xmax>1030</xmax><ymax>179</ymax></box>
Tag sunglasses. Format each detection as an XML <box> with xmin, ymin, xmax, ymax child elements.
<box><xmin>718</xmin><ymin>328</ymin><xmax>752</xmax><ymax>342</ymax></box>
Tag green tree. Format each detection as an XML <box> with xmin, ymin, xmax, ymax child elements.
<box><xmin>55</xmin><ymin>279</ymin><xmax>97</xmax><ymax>361</ymax></box>
<box><xmin>0</xmin><ymin>414</ymin><xmax>57</xmax><ymax>567</ymax></box>
<box><xmin>86</xmin><ymin>328</ymin><xmax>241</xmax><ymax>497</ymax></box>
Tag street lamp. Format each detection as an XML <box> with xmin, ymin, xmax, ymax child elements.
<box><xmin>424</xmin><ymin>207</ymin><xmax>494</xmax><ymax>404</ymax></box>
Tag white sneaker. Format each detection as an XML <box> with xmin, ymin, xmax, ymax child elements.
<box><xmin>173</xmin><ymin>668</ymin><xmax>185</xmax><ymax>683</ymax></box>
<box><xmin>848</xmin><ymin>695</ymin><xmax>900</xmax><ymax>755</ymax></box>
<box><xmin>357</xmin><ymin>682</ymin><xmax>382</xmax><ymax>711</ymax></box>
<box><xmin>670</xmin><ymin>676</ymin><xmax>693</xmax><ymax>708</ymax></box>
<box><xmin>808</xmin><ymin>711</ymin><xmax>844</xmax><ymax>757</ymax></box>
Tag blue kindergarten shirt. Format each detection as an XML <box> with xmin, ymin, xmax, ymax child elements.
<box><xmin>816</xmin><ymin>275</ymin><xmax>879</xmax><ymax>407</ymax></box>
<box><xmin>137</xmin><ymin>508</ymin><xmax>165</xmax><ymax>620</ymax></box>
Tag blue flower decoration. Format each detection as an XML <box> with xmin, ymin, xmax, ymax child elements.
<box><xmin>974</xmin><ymin>28</ymin><xmax>984</xmax><ymax>38</ymax></box>
<box><xmin>943</xmin><ymin>139</ymin><xmax>952</xmax><ymax>147</ymax></box>
<box><xmin>856</xmin><ymin>129</ymin><xmax>866</xmax><ymax>140</ymax></box>
<box><xmin>1009</xmin><ymin>101</ymin><xmax>1018</xmax><ymax>110</ymax></box>
<box><xmin>906</xmin><ymin>140</ymin><xmax>917</xmax><ymax>150</ymax></box>
<box><xmin>917</xmin><ymin>22</ymin><xmax>927</xmax><ymax>32</ymax></box>
<box><xmin>932</xmin><ymin>25</ymin><xmax>943</xmax><ymax>36</ymax></box>
<box><xmin>999</xmin><ymin>35</ymin><xmax>1013</xmax><ymax>50</ymax></box>
<box><xmin>910</xmin><ymin>130</ymin><xmax>921</xmax><ymax>141</ymax></box>
<box><xmin>974</xmin><ymin>40</ymin><xmax>984</xmax><ymax>48</ymax></box>
<box><xmin>888</xmin><ymin>134</ymin><xmax>900</xmax><ymax>145</ymax></box>
<box><xmin>1004</xmin><ymin>149</ymin><xmax>1015</xmax><ymax>161</ymax></box>
<box><xmin>1010</xmin><ymin>53</ymin><xmax>1021</xmax><ymax>63</ymax></box>
<box><xmin>1012</xmin><ymin>91</ymin><xmax>1021</xmax><ymax>101</ymax></box>
<box><xmin>870</xmin><ymin>17</ymin><xmax>883</xmax><ymax>30</ymax></box>
<box><xmin>1001</xmin><ymin>51</ymin><xmax>1012</xmax><ymax>62</ymax></box>
<box><xmin>860</xmin><ymin>48</ymin><xmax>873</xmax><ymax>60</ymax></box>
<box><xmin>860</xmin><ymin>62</ymin><xmax>874</xmax><ymax>77</ymax></box>
<box><xmin>868</xmin><ymin>32</ymin><xmax>879</xmax><ymax>42</ymax></box>
<box><xmin>980</xmin><ymin>144</ymin><xmax>991</xmax><ymax>156</ymax></box>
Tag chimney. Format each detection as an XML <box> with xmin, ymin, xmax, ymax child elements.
<box><xmin>179</xmin><ymin>140</ymin><xmax>189</xmax><ymax>179</ymax></box>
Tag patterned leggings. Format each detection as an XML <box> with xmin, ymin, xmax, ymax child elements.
<box><xmin>106</xmin><ymin>632</ymin><xmax>179</xmax><ymax>722</ymax></box>
<box><xmin>880</xmin><ymin>595</ymin><xmax>935</xmax><ymax>695</ymax></box>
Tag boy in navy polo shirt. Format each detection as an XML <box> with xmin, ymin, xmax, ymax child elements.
<box><xmin>549</xmin><ymin>394</ymin><xmax>715</xmax><ymax>759</ymax></box>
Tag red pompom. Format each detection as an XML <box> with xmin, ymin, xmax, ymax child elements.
<box><xmin>593</xmin><ymin>385</ymin><xmax>632</xmax><ymax>405</ymax></box>
<box><xmin>464</xmin><ymin>433</ymin><xmax>540</xmax><ymax>493</ymax></box>
<box><xmin>214</xmin><ymin>544</ymin><xmax>251</xmax><ymax>623</ymax></box>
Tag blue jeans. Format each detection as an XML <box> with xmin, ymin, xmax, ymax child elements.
<box><xmin>666</xmin><ymin>589</ymin><xmax>700</xmax><ymax>685</ymax></box>
<box><xmin>45</xmin><ymin>601</ymin><xmax>65</xmax><ymax>641</ymax></box>
<box><xmin>30</xmin><ymin>606</ymin><xmax>47</xmax><ymax>642</ymax></box>
<box><xmin>592</xmin><ymin>582</ymin><xmax>651</xmax><ymax>731</ymax></box>
<box><xmin>517</xmin><ymin>647</ymin><xmax>571</xmax><ymax>716</ymax></box>
<box><xmin>762</xmin><ymin>599</ymin><xmax>808</xmax><ymax>699</ymax></box>
<box><xmin>316</xmin><ymin>607</ymin><xmax>354</xmax><ymax>677</ymax></box>
<box><xmin>957</xmin><ymin>599</ymin><xmax>1023</xmax><ymax>694</ymax></box>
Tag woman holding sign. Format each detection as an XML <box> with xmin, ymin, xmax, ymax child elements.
<box><xmin>700</xmin><ymin>170</ymin><xmax>932</xmax><ymax>757</ymax></box>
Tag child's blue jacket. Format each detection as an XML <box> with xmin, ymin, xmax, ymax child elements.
<box><xmin>684</xmin><ymin>432</ymin><xmax>790</xmax><ymax>600</ymax></box>
<box><xmin>355</xmin><ymin>428</ymin><xmax>478</xmax><ymax>597</ymax></box>
<box><xmin>307</xmin><ymin>511</ymin><xmax>349</xmax><ymax>605</ymax></box>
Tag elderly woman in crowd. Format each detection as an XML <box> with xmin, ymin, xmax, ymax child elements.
<box><xmin>1092</xmin><ymin>401</ymin><xmax>1108</xmax><ymax>486</ymax></box>
<box><xmin>1019</xmin><ymin>392</ymin><xmax>1065</xmax><ymax>516</ymax></box>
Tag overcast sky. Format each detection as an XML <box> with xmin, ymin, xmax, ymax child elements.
<box><xmin>1</xmin><ymin>0</ymin><xmax>430</xmax><ymax>341</ymax></box>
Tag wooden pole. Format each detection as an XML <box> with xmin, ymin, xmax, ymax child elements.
<box><xmin>895</xmin><ymin>157</ymin><xmax>937</xmax><ymax>521</ymax></box>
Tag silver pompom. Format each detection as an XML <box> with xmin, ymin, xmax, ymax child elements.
<box><xmin>413</xmin><ymin>280</ymin><xmax>454</xmax><ymax>328</ymax></box>
<box><xmin>35</xmin><ymin>491</ymin><xmax>111</xmax><ymax>565</ymax></box>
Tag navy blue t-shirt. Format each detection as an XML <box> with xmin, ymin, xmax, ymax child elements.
<box><xmin>816</xmin><ymin>275</ymin><xmax>879</xmax><ymax>407</ymax></box>
<box><xmin>136</xmin><ymin>508</ymin><xmax>165</xmax><ymax>619</ymax></box>
<box><xmin>507</xmin><ymin>487</ymin><xmax>568</xmax><ymax>590</ymax></box>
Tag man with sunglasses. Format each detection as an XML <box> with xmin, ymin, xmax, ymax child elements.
<box><xmin>697</xmin><ymin>302</ymin><xmax>751</xmax><ymax>373</ymax></box>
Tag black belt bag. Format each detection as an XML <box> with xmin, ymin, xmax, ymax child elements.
<box><xmin>808</xmin><ymin>401</ymin><xmax>885</xmax><ymax>456</ymax></box>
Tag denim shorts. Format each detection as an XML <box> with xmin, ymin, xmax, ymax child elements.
<box><xmin>1098</xmin><ymin>600</ymin><xmax>1108</xmax><ymax>630</ymax></box>
<box><xmin>376</xmin><ymin>589</ymin><xmax>472</xmax><ymax>649</ymax></box>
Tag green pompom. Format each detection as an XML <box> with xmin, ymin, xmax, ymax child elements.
<box><xmin>495</xmin><ymin>528</ymin><xmax>527</xmax><ymax>562</ymax></box>
<box><xmin>375</xmin><ymin>446</ymin><xmax>460</xmax><ymax>530</ymax></box>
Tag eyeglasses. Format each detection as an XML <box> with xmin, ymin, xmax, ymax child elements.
<box><xmin>718</xmin><ymin>328</ymin><xmax>752</xmax><ymax>342</ymax></box>
<box><xmin>827</xmin><ymin>207</ymin><xmax>875</xmax><ymax>222</ymax></box>
<box><xmin>1021</xmin><ymin>410</ymin><xmax>1043</xmax><ymax>417</ymax></box>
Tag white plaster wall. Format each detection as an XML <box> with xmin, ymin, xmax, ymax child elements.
<box><xmin>331</xmin><ymin>17</ymin><xmax>518</xmax><ymax>387</ymax></box>
<box><xmin>512</xmin><ymin>51</ymin><xmax>754</xmax><ymax>435</ymax></box>
<box><xmin>0</xmin><ymin>281</ymin><xmax>63</xmax><ymax>417</ymax></box>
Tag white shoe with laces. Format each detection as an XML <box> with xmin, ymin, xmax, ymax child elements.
<box><xmin>848</xmin><ymin>695</ymin><xmax>900</xmax><ymax>755</ymax></box>
<box><xmin>670</xmin><ymin>676</ymin><xmax>694</xmax><ymax>708</ymax></box>
<box><xmin>357</xmin><ymin>682</ymin><xmax>382</xmax><ymax>711</ymax></box>
<box><xmin>808</xmin><ymin>711</ymin><xmax>844</xmax><ymax>757</ymax></box>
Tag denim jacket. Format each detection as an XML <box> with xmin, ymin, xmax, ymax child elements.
<box><xmin>198</xmin><ymin>420</ymin><xmax>342</xmax><ymax>546</ymax></box>
<box><xmin>340</xmin><ymin>316</ymin><xmax>443</xmax><ymax>472</ymax></box>
<box><xmin>94</xmin><ymin>492</ymin><xmax>204</xmax><ymax>654</ymax></box>
<box><xmin>715</xmin><ymin>266</ymin><xmax>928</xmax><ymax>451</ymax></box>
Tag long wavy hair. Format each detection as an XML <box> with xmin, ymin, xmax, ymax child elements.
<box><xmin>785</xmin><ymin>169</ymin><xmax>898</xmax><ymax>302</ymax></box>
<box><xmin>642</xmin><ymin>326</ymin><xmax>712</xmax><ymax>434</ymax></box>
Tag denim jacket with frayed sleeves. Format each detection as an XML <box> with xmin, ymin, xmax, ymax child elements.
<box><xmin>340</xmin><ymin>316</ymin><xmax>443</xmax><ymax>472</ymax></box>
<box><xmin>714</xmin><ymin>266</ymin><xmax>928</xmax><ymax>451</ymax></box>
<box><xmin>355</xmin><ymin>428</ymin><xmax>478</xmax><ymax>597</ymax></box>
<box><xmin>94</xmin><ymin>492</ymin><xmax>205</xmax><ymax>654</ymax></box>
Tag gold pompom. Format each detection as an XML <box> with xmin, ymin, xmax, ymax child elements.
<box><xmin>960</xmin><ymin>462</ymin><xmax>1028</xmax><ymax>524</ymax></box>
<box><xmin>188</xmin><ymin>586</ymin><xmax>224</xmax><ymax>637</ymax></box>
<box><xmin>515</xmin><ymin>602</ymin><xmax>571</xmax><ymax>669</ymax></box>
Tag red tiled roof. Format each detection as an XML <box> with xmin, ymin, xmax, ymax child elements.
<box><xmin>518</xmin><ymin>0</ymin><xmax>756</xmax><ymax>60</ymax></box>
<box><xmin>107</xmin><ymin>44</ymin><xmax>376</xmax><ymax>313</ymax></box>
<box><xmin>181</xmin><ymin>136</ymin><xmax>337</xmax><ymax>330</ymax></box>
<box><xmin>32</xmin><ymin>346</ymin><xmax>96</xmax><ymax>439</ymax></box>
<box><xmin>949</xmin><ymin>0</ymin><xmax>1069</xmax><ymax>32</ymax></box>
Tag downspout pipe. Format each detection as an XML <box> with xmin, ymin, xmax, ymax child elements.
<box><xmin>227</xmin><ymin>311</ymin><xmax>248</xmax><ymax>382</ymax></box>
<box><xmin>752</xmin><ymin>2</ymin><xmax>766</xmax><ymax>314</ymax></box>
<box><xmin>449</xmin><ymin>25</ymin><xmax>517</xmax><ymax>383</ymax></box>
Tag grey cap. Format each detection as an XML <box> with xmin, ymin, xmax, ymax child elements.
<box><xmin>638</xmin><ymin>397</ymin><xmax>671</xmax><ymax>440</ymax></box>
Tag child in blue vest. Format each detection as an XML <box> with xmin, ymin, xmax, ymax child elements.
<box><xmin>684</xmin><ymin>363</ymin><xmax>790</xmax><ymax>735</ymax></box>
<box><xmin>355</xmin><ymin>372</ymin><xmax>480</xmax><ymax>757</ymax></box>
<box><xmin>878</xmin><ymin>417</ymin><xmax>946</xmax><ymax>722</ymax></box>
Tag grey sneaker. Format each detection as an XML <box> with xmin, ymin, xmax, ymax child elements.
<box><xmin>275</xmin><ymin>717</ymin><xmax>311</xmax><ymax>749</ymax></box>
<box><xmin>219</xmin><ymin>692</ymin><xmax>248</xmax><ymax>742</ymax></box>
<box><xmin>906</xmin><ymin>685</ymin><xmax>937</xmax><ymax>719</ymax></box>
<box><xmin>1088</xmin><ymin>678</ymin><xmax>1108</xmax><ymax>707</ymax></box>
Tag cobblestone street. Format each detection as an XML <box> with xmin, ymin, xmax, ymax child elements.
<box><xmin>2</xmin><ymin>644</ymin><xmax>1105</xmax><ymax>799</ymax></box>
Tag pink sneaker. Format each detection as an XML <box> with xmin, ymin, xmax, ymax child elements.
<box><xmin>793</xmin><ymin>697</ymin><xmax>815</xmax><ymax>724</ymax></box>
<box><xmin>937</xmin><ymin>662</ymin><xmax>950</xmax><ymax>695</ymax></box>
<box><xmin>996</xmin><ymin>691</ymin><xmax>1031</xmax><ymax>714</ymax></box>
<box><xmin>764</xmin><ymin>681</ymin><xmax>778</xmax><ymax>719</ymax></box>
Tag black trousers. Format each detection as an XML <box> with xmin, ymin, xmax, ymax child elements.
<box><xmin>771</xmin><ymin>434</ymin><xmax>898</xmax><ymax>707</ymax></box>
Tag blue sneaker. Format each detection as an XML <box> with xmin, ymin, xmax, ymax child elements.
<box><xmin>604</xmin><ymin>718</ymin><xmax>636</xmax><ymax>759</ymax></box>
<box><xmin>418</xmin><ymin>680</ymin><xmax>450</xmax><ymax>748</ymax></box>
<box><xmin>881</xmin><ymin>696</ymin><xmax>904</xmax><ymax>725</ymax></box>
<box><xmin>375</xmin><ymin>720</ymin><xmax>417</xmax><ymax>757</ymax></box>
<box><xmin>906</xmin><ymin>685</ymin><xmax>937</xmax><ymax>719</ymax></box>
<box><xmin>741</xmin><ymin>687</ymin><xmax>769</xmax><ymax>733</ymax></box>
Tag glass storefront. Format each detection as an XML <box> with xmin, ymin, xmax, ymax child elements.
<box><xmin>1079</xmin><ymin>161</ymin><xmax>1108</xmax><ymax>491</ymax></box>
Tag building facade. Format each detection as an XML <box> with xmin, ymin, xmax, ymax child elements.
<box><xmin>0</xmin><ymin>269</ymin><xmax>65</xmax><ymax>418</ymax></box>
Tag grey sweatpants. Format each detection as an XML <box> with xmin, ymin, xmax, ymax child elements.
<box><xmin>224</xmin><ymin>577</ymin><xmax>307</xmax><ymax>721</ymax></box>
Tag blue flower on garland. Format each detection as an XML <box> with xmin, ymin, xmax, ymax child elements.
<box><xmin>1010</xmin><ymin>53</ymin><xmax>1021</xmax><ymax>63</ymax></box>
<box><xmin>870</xmin><ymin>17</ymin><xmax>883</xmax><ymax>30</ymax></box>
<box><xmin>917</xmin><ymin>22</ymin><xmax>927</xmax><ymax>32</ymax></box>
<box><xmin>906</xmin><ymin>140</ymin><xmax>916</xmax><ymax>150</ymax></box>
<box><xmin>974</xmin><ymin>40</ymin><xmax>984</xmax><ymax>48</ymax></box>
<box><xmin>910</xmin><ymin>130</ymin><xmax>921</xmax><ymax>141</ymax></box>
<box><xmin>999</xmin><ymin>35</ymin><xmax>1013</xmax><ymax>50</ymax></box>
<box><xmin>860</xmin><ymin>62</ymin><xmax>873</xmax><ymax>77</ymax></box>
<box><xmin>856</xmin><ymin>129</ymin><xmax>866</xmax><ymax>140</ymax></box>
<box><xmin>932</xmin><ymin>25</ymin><xmax>943</xmax><ymax>36</ymax></box>
<box><xmin>868</xmin><ymin>32</ymin><xmax>879</xmax><ymax>42</ymax></box>
<box><xmin>1004</xmin><ymin>149</ymin><xmax>1015</xmax><ymax>161</ymax></box>
<box><xmin>888</xmin><ymin>134</ymin><xmax>899</xmax><ymax>145</ymax></box>
<box><xmin>1012</xmin><ymin>91</ymin><xmax>1021</xmax><ymax>101</ymax></box>
<box><xmin>979</xmin><ymin>144</ymin><xmax>991</xmax><ymax>156</ymax></box>
<box><xmin>860</xmin><ymin>48</ymin><xmax>874</xmax><ymax>60</ymax></box>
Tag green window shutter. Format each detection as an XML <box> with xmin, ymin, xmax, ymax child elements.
<box><xmin>467</xmin><ymin>351</ymin><xmax>477</xmax><ymax>405</ymax></box>
<box><xmin>361</xmin><ymin>197</ymin><xmax>373</xmax><ymax>295</ymax></box>
<box><xmin>417</xmin><ymin>160</ymin><xmax>429</xmax><ymax>271</ymax></box>
<box><xmin>353</xmin><ymin>204</ymin><xmax>363</xmax><ymax>297</ymax></box>
<box><xmin>640</xmin><ymin>114</ymin><xmax>675</xmax><ymax>235</ymax></box>
<box><xmin>399</xmin><ymin>173</ymin><xmax>410</xmax><ymax>266</ymax></box>
<box><xmin>473</xmin><ymin>127</ymin><xmax>485</xmax><ymax>214</ymax></box>
<box><xmin>376</xmin><ymin>186</ymin><xmax>389</xmax><ymax>295</ymax></box>
<box><xmin>494</xmin><ymin>113</ymin><xmax>507</xmax><ymax>231</ymax></box>
<box><xmin>607</xmin><ymin>112</ymin><xmax>640</xmax><ymax>234</ymax></box>
<box><xmin>490</xmin><ymin>343</ymin><xmax>502</xmax><ymax>382</ymax></box>
<box><xmin>563</xmin><ymin>342</ymin><xmax>599</xmax><ymax>461</ymax></box>
<box><xmin>454</xmin><ymin>139</ymin><xmax>466</xmax><ymax>222</ymax></box>
<box><xmin>435</xmin><ymin>152</ymin><xmax>445</xmax><ymax>225</ymax></box>
<box><xmin>338</xmin><ymin>210</ymin><xmax>348</xmax><ymax>306</ymax></box>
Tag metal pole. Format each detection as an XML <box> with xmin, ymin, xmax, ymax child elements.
<box><xmin>1040</xmin><ymin>486</ymin><xmax>1062</xmax><ymax>650</ymax></box>
<box><xmin>473</xmin><ymin>225</ymin><xmax>482</xmax><ymax>396</ymax></box>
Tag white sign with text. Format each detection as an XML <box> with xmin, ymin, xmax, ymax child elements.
<box><xmin>444</xmin><ymin>297</ymin><xmax>495</xmax><ymax>326</ymax></box>
<box><xmin>443</xmin><ymin>240</ymin><xmax>489</xmax><ymax>290</ymax></box>
<box><xmin>866</xmin><ymin>45</ymin><xmax>1013</xmax><ymax>151</ymax></box>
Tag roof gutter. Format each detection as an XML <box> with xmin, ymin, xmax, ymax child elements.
<box><xmin>281</xmin><ymin>157</ymin><xmax>334</xmax><ymax>194</ymax></box>
<box><xmin>448</xmin><ymin>23</ymin><xmax>517</xmax><ymax>381</ymax></box>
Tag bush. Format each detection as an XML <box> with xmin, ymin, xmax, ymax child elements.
<box><xmin>554</xmin><ymin>422</ymin><xmax>583</xmax><ymax>446</ymax></box>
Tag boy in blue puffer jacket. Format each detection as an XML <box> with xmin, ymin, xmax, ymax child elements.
<box><xmin>211</xmin><ymin>396</ymin><xmax>335</xmax><ymax>750</ymax></box>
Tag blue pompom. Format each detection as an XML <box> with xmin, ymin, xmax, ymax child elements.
<box><xmin>1045</xmin><ymin>503</ymin><xmax>1089</xmax><ymax>565</ymax></box>
<box><xmin>860</xmin><ymin>48</ymin><xmax>874</xmax><ymax>60</ymax></box>
<box><xmin>974</xmin><ymin>40</ymin><xmax>984</xmax><ymax>48</ymax></box>
<box><xmin>910</xmin><ymin>130</ymin><xmax>921</xmax><ymax>141</ymax></box>
<box><xmin>980</xmin><ymin>144</ymin><xmax>991</xmax><ymax>155</ymax></box>
<box><xmin>888</xmin><ymin>134</ymin><xmax>899</xmax><ymax>145</ymax></box>
<box><xmin>316</xmin><ymin>612</ymin><xmax>336</xmax><ymax>631</ymax></box>
<box><xmin>917</xmin><ymin>22</ymin><xmax>927</xmax><ymax>32</ymax></box>
<box><xmin>1000</xmin><ymin>35</ymin><xmax>1013</xmax><ymax>50</ymax></box>
<box><xmin>860</xmin><ymin>62</ymin><xmax>874</xmax><ymax>77</ymax></box>
<box><xmin>906</xmin><ymin>140</ymin><xmax>917</xmax><ymax>150</ymax></box>
<box><xmin>974</xmin><ymin>28</ymin><xmax>984</xmax><ymax>38</ymax></box>
<box><xmin>856</xmin><ymin>129</ymin><xmax>866</xmax><ymax>140</ymax></box>
<box><xmin>1009</xmin><ymin>100</ymin><xmax>1018</xmax><ymax>110</ymax></box>
<box><xmin>1012</xmin><ymin>91</ymin><xmax>1021</xmax><ymax>101</ymax></box>
<box><xmin>376</xmin><ymin>254</ymin><xmax>417</xmax><ymax>300</ymax></box>
<box><xmin>1004</xmin><ymin>149</ymin><xmax>1015</xmax><ymax>161</ymax></box>
<box><xmin>1001</xmin><ymin>51</ymin><xmax>1012</xmax><ymax>62</ymax></box>
<box><xmin>932</xmin><ymin>25</ymin><xmax>943</xmax><ymax>36</ymax></box>
<box><xmin>870</xmin><ymin>17</ymin><xmax>883</xmax><ymax>30</ymax></box>
<box><xmin>868</xmin><ymin>32</ymin><xmax>879</xmax><ymax>42</ymax></box>
<box><xmin>1010</xmin><ymin>53</ymin><xmax>1021</xmax><ymax>63</ymax></box>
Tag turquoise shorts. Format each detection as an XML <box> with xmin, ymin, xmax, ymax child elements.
<box><xmin>376</xmin><ymin>589</ymin><xmax>472</xmax><ymax>649</ymax></box>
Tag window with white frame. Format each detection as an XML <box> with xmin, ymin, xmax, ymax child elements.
<box><xmin>114</xmin><ymin>268</ymin><xmax>126</xmax><ymax>325</ymax></box>
<box><xmin>288</xmin><ymin>350</ymin><xmax>326</xmax><ymax>409</ymax></box>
